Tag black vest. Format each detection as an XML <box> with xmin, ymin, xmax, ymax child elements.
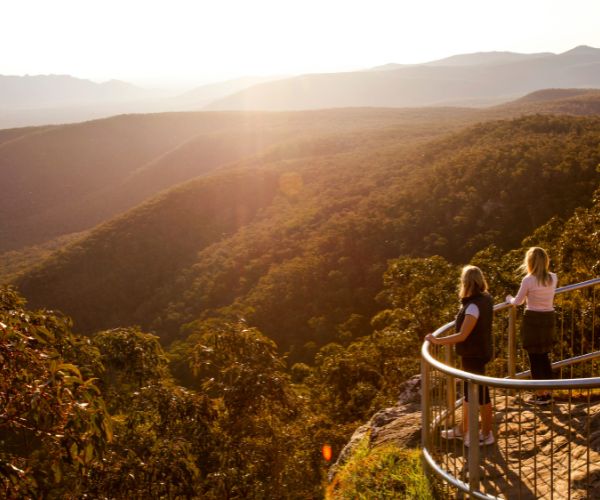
<box><xmin>455</xmin><ymin>292</ymin><xmax>494</xmax><ymax>361</ymax></box>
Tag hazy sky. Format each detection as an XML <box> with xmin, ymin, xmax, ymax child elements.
<box><xmin>3</xmin><ymin>0</ymin><xmax>600</xmax><ymax>89</ymax></box>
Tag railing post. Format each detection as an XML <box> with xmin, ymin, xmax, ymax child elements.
<box><xmin>420</xmin><ymin>279</ymin><xmax>600</xmax><ymax>498</ymax></box>
<box><xmin>421</xmin><ymin>357</ymin><xmax>431</xmax><ymax>451</ymax></box>
<box><xmin>508</xmin><ymin>305</ymin><xmax>517</xmax><ymax>379</ymax></box>
<box><xmin>468</xmin><ymin>381</ymin><xmax>480</xmax><ymax>495</ymax></box>
<box><xmin>445</xmin><ymin>345</ymin><xmax>456</xmax><ymax>422</ymax></box>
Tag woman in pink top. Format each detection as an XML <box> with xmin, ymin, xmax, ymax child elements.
<box><xmin>506</xmin><ymin>247</ymin><xmax>557</xmax><ymax>405</ymax></box>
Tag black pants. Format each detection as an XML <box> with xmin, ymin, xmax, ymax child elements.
<box><xmin>462</xmin><ymin>356</ymin><xmax>491</xmax><ymax>405</ymax></box>
<box><xmin>527</xmin><ymin>351</ymin><xmax>553</xmax><ymax>380</ymax></box>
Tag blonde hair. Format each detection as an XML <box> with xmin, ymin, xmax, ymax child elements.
<box><xmin>459</xmin><ymin>265</ymin><xmax>488</xmax><ymax>298</ymax></box>
<box><xmin>520</xmin><ymin>247</ymin><xmax>552</xmax><ymax>286</ymax></box>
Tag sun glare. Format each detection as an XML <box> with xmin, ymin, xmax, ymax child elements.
<box><xmin>1</xmin><ymin>0</ymin><xmax>599</xmax><ymax>86</ymax></box>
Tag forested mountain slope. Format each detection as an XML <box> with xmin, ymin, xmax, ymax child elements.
<box><xmin>4</xmin><ymin>185</ymin><xmax>599</xmax><ymax>499</ymax></box>
<box><xmin>15</xmin><ymin>114</ymin><xmax>600</xmax><ymax>360</ymax></box>
<box><xmin>5</xmin><ymin>94</ymin><xmax>600</xmax><ymax>498</ymax></box>
<box><xmin>0</xmin><ymin>124</ymin><xmax>55</xmax><ymax>147</ymax></box>
<box><xmin>3</xmin><ymin>89</ymin><xmax>599</xmax><ymax>256</ymax></box>
<box><xmin>495</xmin><ymin>88</ymin><xmax>600</xmax><ymax>116</ymax></box>
<box><xmin>0</xmin><ymin>108</ymin><xmax>479</xmax><ymax>252</ymax></box>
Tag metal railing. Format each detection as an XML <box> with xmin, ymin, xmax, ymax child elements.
<box><xmin>421</xmin><ymin>277</ymin><xmax>600</xmax><ymax>499</ymax></box>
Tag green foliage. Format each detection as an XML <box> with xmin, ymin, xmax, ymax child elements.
<box><xmin>5</xmin><ymin>107</ymin><xmax>600</xmax><ymax>498</ymax></box>
<box><xmin>186</xmin><ymin>319</ymin><xmax>330</xmax><ymax>499</ymax></box>
<box><xmin>290</xmin><ymin>362</ymin><xmax>312</xmax><ymax>383</ymax></box>
<box><xmin>417</xmin><ymin>114</ymin><xmax>600</xmax><ymax>260</ymax></box>
<box><xmin>5</xmin><ymin>110</ymin><xmax>413</xmax><ymax>252</ymax></box>
<box><xmin>326</xmin><ymin>439</ymin><xmax>433</xmax><ymax>500</ymax></box>
<box><xmin>310</xmin><ymin>342</ymin><xmax>381</xmax><ymax>422</ymax></box>
<box><xmin>2</xmin><ymin>188</ymin><xmax>599</xmax><ymax>497</ymax></box>
<box><xmin>305</xmin><ymin>257</ymin><xmax>456</xmax><ymax>423</ymax></box>
<box><xmin>86</xmin><ymin>384</ymin><xmax>216</xmax><ymax>499</ymax></box>
<box><xmin>532</xmin><ymin>188</ymin><xmax>600</xmax><ymax>282</ymax></box>
<box><xmin>14</xmin><ymin>114</ymin><xmax>600</xmax><ymax>362</ymax></box>
<box><xmin>0</xmin><ymin>287</ymin><xmax>112</xmax><ymax>497</ymax></box>
<box><xmin>191</xmin><ymin>320</ymin><xmax>293</xmax><ymax>415</ymax></box>
<box><xmin>92</xmin><ymin>327</ymin><xmax>170</xmax><ymax>411</ymax></box>
<box><xmin>17</xmin><ymin>168</ymin><xmax>282</xmax><ymax>335</ymax></box>
<box><xmin>376</xmin><ymin>256</ymin><xmax>458</xmax><ymax>337</ymax></box>
<box><xmin>0</xmin><ymin>231</ymin><xmax>86</xmax><ymax>284</ymax></box>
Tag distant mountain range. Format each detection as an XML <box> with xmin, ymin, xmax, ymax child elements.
<box><xmin>369</xmin><ymin>50</ymin><xmax>553</xmax><ymax>71</ymax></box>
<box><xmin>0</xmin><ymin>74</ymin><xmax>164</xmax><ymax>128</ymax></box>
<box><xmin>2</xmin><ymin>46</ymin><xmax>600</xmax><ymax>128</ymax></box>
<box><xmin>0</xmin><ymin>74</ymin><xmax>281</xmax><ymax>129</ymax></box>
<box><xmin>171</xmin><ymin>76</ymin><xmax>284</xmax><ymax>109</ymax></box>
<box><xmin>0</xmin><ymin>74</ymin><xmax>151</xmax><ymax>109</ymax></box>
<box><xmin>207</xmin><ymin>45</ymin><xmax>600</xmax><ymax>110</ymax></box>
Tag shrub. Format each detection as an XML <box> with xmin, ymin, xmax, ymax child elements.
<box><xmin>326</xmin><ymin>438</ymin><xmax>433</xmax><ymax>499</ymax></box>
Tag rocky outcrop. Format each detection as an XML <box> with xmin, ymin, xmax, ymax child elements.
<box><xmin>329</xmin><ymin>375</ymin><xmax>422</xmax><ymax>480</ymax></box>
<box><xmin>329</xmin><ymin>374</ymin><xmax>600</xmax><ymax>499</ymax></box>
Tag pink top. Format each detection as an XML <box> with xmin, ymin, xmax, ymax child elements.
<box><xmin>508</xmin><ymin>273</ymin><xmax>558</xmax><ymax>311</ymax></box>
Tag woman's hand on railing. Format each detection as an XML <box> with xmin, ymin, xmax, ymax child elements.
<box><xmin>425</xmin><ymin>333</ymin><xmax>437</xmax><ymax>344</ymax></box>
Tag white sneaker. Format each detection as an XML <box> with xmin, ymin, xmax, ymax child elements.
<box><xmin>463</xmin><ymin>431</ymin><xmax>477</xmax><ymax>447</ymax></box>
<box><xmin>480</xmin><ymin>431</ymin><xmax>495</xmax><ymax>446</ymax></box>
<box><xmin>440</xmin><ymin>427</ymin><xmax>464</xmax><ymax>440</ymax></box>
<box><xmin>465</xmin><ymin>431</ymin><xmax>495</xmax><ymax>447</ymax></box>
<box><xmin>464</xmin><ymin>433</ymin><xmax>472</xmax><ymax>447</ymax></box>
<box><xmin>463</xmin><ymin>431</ymin><xmax>495</xmax><ymax>447</ymax></box>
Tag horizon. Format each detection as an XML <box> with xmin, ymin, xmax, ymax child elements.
<box><xmin>3</xmin><ymin>0</ymin><xmax>600</xmax><ymax>90</ymax></box>
<box><xmin>2</xmin><ymin>44</ymin><xmax>599</xmax><ymax>93</ymax></box>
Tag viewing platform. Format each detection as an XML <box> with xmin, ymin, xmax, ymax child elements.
<box><xmin>422</xmin><ymin>278</ymin><xmax>600</xmax><ymax>499</ymax></box>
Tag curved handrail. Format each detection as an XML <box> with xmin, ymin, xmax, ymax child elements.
<box><xmin>421</xmin><ymin>276</ymin><xmax>600</xmax><ymax>498</ymax></box>
<box><xmin>421</xmin><ymin>277</ymin><xmax>600</xmax><ymax>390</ymax></box>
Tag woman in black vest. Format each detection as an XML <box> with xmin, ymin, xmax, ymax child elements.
<box><xmin>426</xmin><ymin>265</ymin><xmax>494</xmax><ymax>446</ymax></box>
